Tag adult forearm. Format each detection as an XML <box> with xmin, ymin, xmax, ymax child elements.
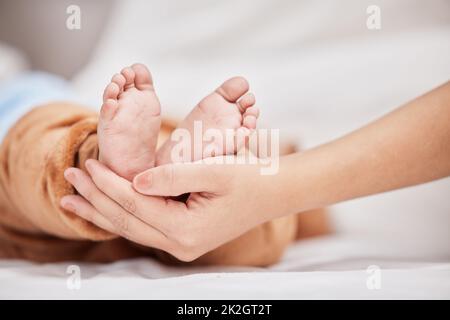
<box><xmin>275</xmin><ymin>81</ymin><xmax>450</xmax><ymax>217</ymax></box>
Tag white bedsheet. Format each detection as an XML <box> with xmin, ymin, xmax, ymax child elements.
<box><xmin>1</xmin><ymin>234</ymin><xmax>449</xmax><ymax>299</ymax></box>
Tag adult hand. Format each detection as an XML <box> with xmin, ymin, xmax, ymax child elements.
<box><xmin>61</xmin><ymin>81</ymin><xmax>450</xmax><ymax>262</ymax></box>
<box><xmin>61</xmin><ymin>158</ymin><xmax>281</xmax><ymax>261</ymax></box>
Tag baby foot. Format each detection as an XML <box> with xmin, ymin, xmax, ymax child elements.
<box><xmin>156</xmin><ymin>76</ymin><xmax>258</xmax><ymax>165</ymax></box>
<box><xmin>98</xmin><ymin>63</ymin><xmax>161</xmax><ymax>180</ymax></box>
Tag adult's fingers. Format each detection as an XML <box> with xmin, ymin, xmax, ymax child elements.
<box><xmin>132</xmin><ymin>162</ymin><xmax>222</xmax><ymax>196</ymax></box>
<box><xmin>84</xmin><ymin>159</ymin><xmax>181</xmax><ymax>229</ymax></box>
<box><xmin>60</xmin><ymin>194</ymin><xmax>117</xmax><ymax>234</ymax></box>
<box><xmin>63</xmin><ymin>167</ymin><xmax>170</xmax><ymax>250</ymax></box>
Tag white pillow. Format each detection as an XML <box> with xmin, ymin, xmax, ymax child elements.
<box><xmin>0</xmin><ymin>42</ymin><xmax>28</xmax><ymax>83</ymax></box>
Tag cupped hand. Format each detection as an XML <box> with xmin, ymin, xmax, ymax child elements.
<box><xmin>61</xmin><ymin>157</ymin><xmax>278</xmax><ymax>262</ymax></box>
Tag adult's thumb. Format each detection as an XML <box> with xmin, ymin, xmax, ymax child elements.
<box><xmin>132</xmin><ymin>163</ymin><xmax>218</xmax><ymax>196</ymax></box>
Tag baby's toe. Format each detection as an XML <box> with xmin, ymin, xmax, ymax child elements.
<box><xmin>103</xmin><ymin>82</ymin><xmax>120</xmax><ymax>102</ymax></box>
<box><xmin>100</xmin><ymin>99</ymin><xmax>119</xmax><ymax>121</ymax></box>
<box><xmin>121</xmin><ymin>67</ymin><xmax>136</xmax><ymax>89</ymax></box>
<box><xmin>111</xmin><ymin>73</ymin><xmax>126</xmax><ymax>94</ymax></box>
<box><xmin>244</xmin><ymin>106</ymin><xmax>259</xmax><ymax>118</ymax></box>
<box><xmin>131</xmin><ymin>63</ymin><xmax>154</xmax><ymax>91</ymax></box>
<box><xmin>237</xmin><ymin>92</ymin><xmax>255</xmax><ymax>113</ymax></box>
<box><xmin>243</xmin><ymin>106</ymin><xmax>259</xmax><ymax>129</ymax></box>
<box><xmin>216</xmin><ymin>76</ymin><xmax>249</xmax><ymax>102</ymax></box>
<box><xmin>243</xmin><ymin>116</ymin><xmax>257</xmax><ymax>129</ymax></box>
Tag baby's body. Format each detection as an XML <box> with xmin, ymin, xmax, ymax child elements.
<box><xmin>97</xmin><ymin>63</ymin><xmax>259</xmax><ymax>180</ymax></box>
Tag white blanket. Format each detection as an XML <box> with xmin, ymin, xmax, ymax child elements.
<box><xmin>1</xmin><ymin>235</ymin><xmax>448</xmax><ymax>299</ymax></box>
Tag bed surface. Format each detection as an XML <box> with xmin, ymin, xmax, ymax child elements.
<box><xmin>1</xmin><ymin>234</ymin><xmax>449</xmax><ymax>299</ymax></box>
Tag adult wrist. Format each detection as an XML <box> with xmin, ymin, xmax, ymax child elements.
<box><xmin>252</xmin><ymin>155</ymin><xmax>302</xmax><ymax>223</ymax></box>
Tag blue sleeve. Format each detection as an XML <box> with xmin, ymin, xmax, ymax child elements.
<box><xmin>0</xmin><ymin>72</ymin><xmax>74</xmax><ymax>142</ymax></box>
